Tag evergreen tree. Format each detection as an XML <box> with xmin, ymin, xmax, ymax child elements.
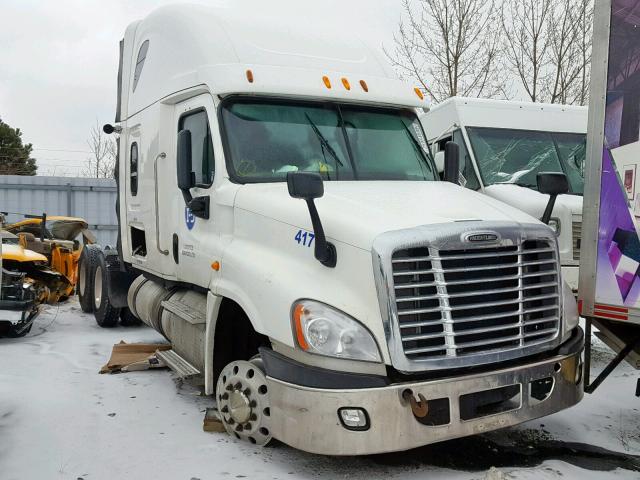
<box><xmin>0</xmin><ymin>118</ymin><xmax>37</xmax><ymax>175</ymax></box>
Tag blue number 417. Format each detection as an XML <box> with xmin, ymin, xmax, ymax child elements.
<box><xmin>295</xmin><ymin>230</ymin><xmax>315</xmax><ymax>247</ymax></box>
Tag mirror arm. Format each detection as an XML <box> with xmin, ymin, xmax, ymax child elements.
<box><xmin>305</xmin><ymin>199</ymin><xmax>337</xmax><ymax>268</ymax></box>
<box><xmin>541</xmin><ymin>194</ymin><xmax>557</xmax><ymax>225</ymax></box>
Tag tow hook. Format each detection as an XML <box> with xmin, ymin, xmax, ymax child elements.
<box><xmin>402</xmin><ymin>389</ymin><xmax>429</xmax><ymax>418</ymax></box>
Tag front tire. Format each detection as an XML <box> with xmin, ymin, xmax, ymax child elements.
<box><xmin>78</xmin><ymin>245</ymin><xmax>101</xmax><ymax>313</ymax></box>
<box><xmin>93</xmin><ymin>252</ymin><xmax>120</xmax><ymax>328</ymax></box>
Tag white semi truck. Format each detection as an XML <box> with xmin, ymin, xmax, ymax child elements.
<box><xmin>421</xmin><ymin>99</ymin><xmax>587</xmax><ymax>292</ymax></box>
<box><xmin>82</xmin><ymin>5</ymin><xmax>584</xmax><ymax>455</ymax></box>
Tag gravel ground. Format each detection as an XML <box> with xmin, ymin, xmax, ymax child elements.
<box><xmin>1</xmin><ymin>299</ymin><xmax>638</xmax><ymax>480</ymax></box>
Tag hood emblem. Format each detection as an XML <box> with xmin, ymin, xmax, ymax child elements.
<box><xmin>465</xmin><ymin>232</ymin><xmax>500</xmax><ymax>243</ymax></box>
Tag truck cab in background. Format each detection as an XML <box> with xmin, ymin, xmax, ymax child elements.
<box><xmin>87</xmin><ymin>5</ymin><xmax>584</xmax><ymax>455</ymax></box>
<box><xmin>421</xmin><ymin>98</ymin><xmax>587</xmax><ymax>292</ymax></box>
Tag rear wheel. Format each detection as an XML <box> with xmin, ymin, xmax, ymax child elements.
<box><xmin>93</xmin><ymin>253</ymin><xmax>120</xmax><ymax>328</ymax></box>
<box><xmin>78</xmin><ymin>245</ymin><xmax>101</xmax><ymax>313</ymax></box>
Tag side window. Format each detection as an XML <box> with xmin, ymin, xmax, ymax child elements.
<box><xmin>178</xmin><ymin>110</ymin><xmax>215</xmax><ymax>187</ymax></box>
<box><xmin>130</xmin><ymin>142</ymin><xmax>138</xmax><ymax>196</ymax></box>
<box><xmin>133</xmin><ymin>40</ymin><xmax>149</xmax><ymax>92</ymax></box>
<box><xmin>453</xmin><ymin>129</ymin><xmax>481</xmax><ymax>190</ymax></box>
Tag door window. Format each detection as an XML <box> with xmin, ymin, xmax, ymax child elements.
<box><xmin>178</xmin><ymin>110</ymin><xmax>215</xmax><ymax>187</ymax></box>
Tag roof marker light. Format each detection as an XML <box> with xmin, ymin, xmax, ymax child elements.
<box><xmin>414</xmin><ymin>87</ymin><xmax>424</xmax><ymax>100</ymax></box>
<box><xmin>341</xmin><ymin>77</ymin><xmax>351</xmax><ymax>91</ymax></box>
<box><xmin>322</xmin><ymin>75</ymin><xmax>332</xmax><ymax>89</ymax></box>
<box><xmin>246</xmin><ymin>69</ymin><xmax>254</xmax><ymax>83</ymax></box>
<box><xmin>359</xmin><ymin>80</ymin><xmax>369</xmax><ymax>92</ymax></box>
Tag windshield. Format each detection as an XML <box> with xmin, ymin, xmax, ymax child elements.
<box><xmin>221</xmin><ymin>100</ymin><xmax>437</xmax><ymax>182</ymax></box>
<box><xmin>466</xmin><ymin>127</ymin><xmax>585</xmax><ymax>195</ymax></box>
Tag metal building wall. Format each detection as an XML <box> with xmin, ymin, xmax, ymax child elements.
<box><xmin>0</xmin><ymin>175</ymin><xmax>118</xmax><ymax>246</ymax></box>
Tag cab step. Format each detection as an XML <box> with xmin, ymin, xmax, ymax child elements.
<box><xmin>155</xmin><ymin>349</ymin><xmax>201</xmax><ymax>379</ymax></box>
<box><xmin>161</xmin><ymin>298</ymin><xmax>206</xmax><ymax>325</ymax></box>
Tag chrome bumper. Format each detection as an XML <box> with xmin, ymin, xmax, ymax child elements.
<box><xmin>267</xmin><ymin>346</ymin><xmax>583</xmax><ymax>455</ymax></box>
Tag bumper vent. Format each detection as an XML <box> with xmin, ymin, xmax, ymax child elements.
<box><xmin>391</xmin><ymin>240</ymin><xmax>560</xmax><ymax>361</ymax></box>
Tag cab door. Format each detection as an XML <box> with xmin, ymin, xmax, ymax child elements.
<box><xmin>173</xmin><ymin>94</ymin><xmax>218</xmax><ymax>287</ymax></box>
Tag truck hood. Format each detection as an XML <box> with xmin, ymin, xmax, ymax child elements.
<box><xmin>484</xmin><ymin>184</ymin><xmax>583</xmax><ymax>218</ymax></box>
<box><xmin>234</xmin><ymin>181</ymin><xmax>541</xmax><ymax>250</ymax></box>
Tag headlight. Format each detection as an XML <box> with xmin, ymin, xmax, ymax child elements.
<box><xmin>548</xmin><ymin>218</ymin><xmax>561</xmax><ymax>236</ymax></box>
<box><xmin>562</xmin><ymin>280</ymin><xmax>579</xmax><ymax>341</ymax></box>
<box><xmin>292</xmin><ymin>300</ymin><xmax>382</xmax><ymax>362</ymax></box>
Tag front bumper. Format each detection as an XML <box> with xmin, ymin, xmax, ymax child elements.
<box><xmin>266</xmin><ymin>332</ymin><xmax>584</xmax><ymax>455</ymax></box>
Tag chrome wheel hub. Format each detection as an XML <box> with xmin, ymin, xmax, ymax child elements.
<box><xmin>216</xmin><ymin>359</ymin><xmax>272</xmax><ymax>446</ymax></box>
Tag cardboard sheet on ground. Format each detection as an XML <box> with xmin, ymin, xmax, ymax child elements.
<box><xmin>100</xmin><ymin>341</ymin><xmax>171</xmax><ymax>374</ymax></box>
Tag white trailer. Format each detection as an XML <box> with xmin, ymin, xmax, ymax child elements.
<box><xmin>81</xmin><ymin>4</ymin><xmax>584</xmax><ymax>455</ymax></box>
<box><xmin>421</xmin><ymin>98</ymin><xmax>587</xmax><ymax>292</ymax></box>
<box><xmin>579</xmin><ymin>0</ymin><xmax>640</xmax><ymax>396</ymax></box>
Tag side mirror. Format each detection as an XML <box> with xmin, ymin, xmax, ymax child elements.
<box><xmin>537</xmin><ymin>172</ymin><xmax>569</xmax><ymax>225</ymax></box>
<box><xmin>434</xmin><ymin>151</ymin><xmax>445</xmax><ymax>174</ymax></box>
<box><xmin>443</xmin><ymin>141</ymin><xmax>460</xmax><ymax>184</ymax></box>
<box><xmin>537</xmin><ymin>172</ymin><xmax>569</xmax><ymax>196</ymax></box>
<box><xmin>287</xmin><ymin>171</ymin><xmax>324</xmax><ymax>199</ymax></box>
<box><xmin>287</xmin><ymin>172</ymin><xmax>336</xmax><ymax>268</ymax></box>
<box><xmin>177</xmin><ymin>129</ymin><xmax>193</xmax><ymax>193</ymax></box>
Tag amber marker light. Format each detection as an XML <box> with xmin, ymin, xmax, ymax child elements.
<box><xmin>293</xmin><ymin>303</ymin><xmax>309</xmax><ymax>350</ymax></box>
<box><xmin>359</xmin><ymin>80</ymin><xmax>369</xmax><ymax>92</ymax></box>
<box><xmin>414</xmin><ymin>87</ymin><xmax>424</xmax><ymax>100</ymax></box>
<box><xmin>341</xmin><ymin>77</ymin><xmax>351</xmax><ymax>90</ymax></box>
<box><xmin>322</xmin><ymin>75</ymin><xmax>332</xmax><ymax>89</ymax></box>
<box><xmin>246</xmin><ymin>69</ymin><xmax>254</xmax><ymax>83</ymax></box>
<box><xmin>211</xmin><ymin>261</ymin><xmax>220</xmax><ymax>271</ymax></box>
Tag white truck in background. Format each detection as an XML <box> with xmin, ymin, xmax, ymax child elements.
<box><xmin>79</xmin><ymin>4</ymin><xmax>584</xmax><ymax>455</ymax></box>
<box><xmin>421</xmin><ymin>98</ymin><xmax>587</xmax><ymax>292</ymax></box>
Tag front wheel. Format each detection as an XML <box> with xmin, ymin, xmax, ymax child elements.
<box><xmin>77</xmin><ymin>244</ymin><xmax>101</xmax><ymax>313</ymax></box>
<box><xmin>216</xmin><ymin>358</ymin><xmax>273</xmax><ymax>446</ymax></box>
<box><xmin>92</xmin><ymin>253</ymin><xmax>120</xmax><ymax>328</ymax></box>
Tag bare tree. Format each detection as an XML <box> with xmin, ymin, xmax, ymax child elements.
<box><xmin>501</xmin><ymin>0</ymin><xmax>552</xmax><ymax>102</ymax></box>
<box><xmin>385</xmin><ymin>0</ymin><xmax>504</xmax><ymax>103</ymax></box>
<box><xmin>546</xmin><ymin>0</ymin><xmax>593</xmax><ymax>105</ymax></box>
<box><xmin>84</xmin><ymin>120</ymin><xmax>116</xmax><ymax>178</ymax></box>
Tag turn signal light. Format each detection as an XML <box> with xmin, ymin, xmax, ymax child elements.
<box><xmin>211</xmin><ymin>261</ymin><xmax>220</xmax><ymax>271</ymax></box>
<box><xmin>341</xmin><ymin>77</ymin><xmax>351</xmax><ymax>90</ymax></box>
<box><xmin>246</xmin><ymin>69</ymin><xmax>254</xmax><ymax>83</ymax></box>
<box><xmin>414</xmin><ymin>87</ymin><xmax>424</xmax><ymax>100</ymax></box>
<box><xmin>293</xmin><ymin>303</ymin><xmax>309</xmax><ymax>350</ymax></box>
<box><xmin>322</xmin><ymin>75</ymin><xmax>332</xmax><ymax>89</ymax></box>
<box><xmin>359</xmin><ymin>80</ymin><xmax>369</xmax><ymax>92</ymax></box>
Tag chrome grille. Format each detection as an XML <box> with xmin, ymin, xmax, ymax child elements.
<box><xmin>572</xmin><ymin>221</ymin><xmax>582</xmax><ymax>261</ymax></box>
<box><xmin>391</xmin><ymin>240</ymin><xmax>560</xmax><ymax>361</ymax></box>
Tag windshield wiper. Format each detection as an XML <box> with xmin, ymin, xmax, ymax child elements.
<box><xmin>305</xmin><ymin>113</ymin><xmax>343</xmax><ymax>168</ymax></box>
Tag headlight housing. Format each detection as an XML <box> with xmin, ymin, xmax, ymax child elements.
<box><xmin>292</xmin><ymin>300</ymin><xmax>382</xmax><ymax>363</ymax></box>
<box><xmin>561</xmin><ymin>280</ymin><xmax>579</xmax><ymax>341</ymax></box>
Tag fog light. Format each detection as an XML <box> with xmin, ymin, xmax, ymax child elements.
<box><xmin>338</xmin><ymin>407</ymin><xmax>369</xmax><ymax>431</ymax></box>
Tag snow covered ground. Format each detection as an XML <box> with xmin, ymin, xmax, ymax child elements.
<box><xmin>0</xmin><ymin>299</ymin><xmax>638</xmax><ymax>480</ymax></box>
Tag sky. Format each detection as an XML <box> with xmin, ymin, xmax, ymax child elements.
<box><xmin>0</xmin><ymin>0</ymin><xmax>402</xmax><ymax>176</ymax></box>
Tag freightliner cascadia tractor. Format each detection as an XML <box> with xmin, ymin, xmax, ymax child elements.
<box><xmin>80</xmin><ymin>5</ymin><xmax>584</xmax><ymax>455</ymax></box>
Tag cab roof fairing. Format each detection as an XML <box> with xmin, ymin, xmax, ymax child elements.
<box><xmin>120</xmin><ymin>4</ymin><xmax>428</xmax><ymax>120</ymax></box>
